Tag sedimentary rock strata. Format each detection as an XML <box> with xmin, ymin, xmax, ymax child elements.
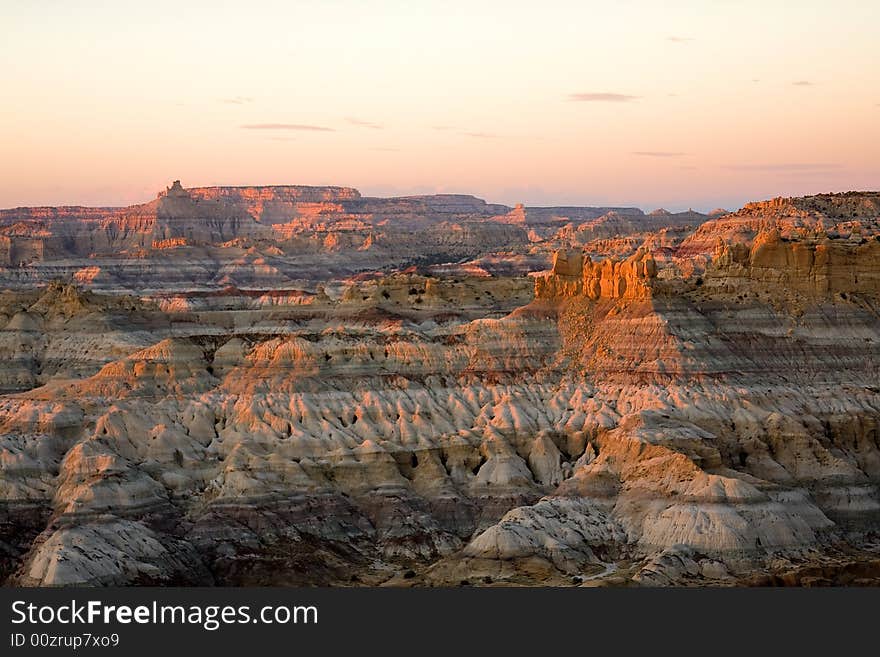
<box><xmin>1</xmin><ymin>187</ymin><xmax>879</xmax><ymax>586</ymax></box>
<box><xmin>708</xmin><ymin>227</ymin><xmax>880</xmax><ymax>299</ymax></box>
<box><xmin>0</xmin><ymin>182</ymin><xmax>707</xmax><ymax>294</ymax></box>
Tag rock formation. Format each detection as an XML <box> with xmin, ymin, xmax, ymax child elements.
<box><xmin>1</xmin><ymin>186</ymin><xmax>880</xmax><ymax>587</ymax></box>
<box><xmin>0</xmin><ymin>182</ymin><xmax>707</xmax><ymax>294</ymax></box>
<box><xmin>535</xmin><ymin>248</ymin><xmax>658</xmax><ymax>300</ymax></box>
<box><xmin>708</xmin><ymin>228</ymin><xmax>880</xmax><ymax>300</ymax></box>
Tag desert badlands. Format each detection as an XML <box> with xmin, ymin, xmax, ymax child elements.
<box><xmin>1</xmin><ymin>182</ymin><xmax>879</xmax><ymax>586</ymax></box>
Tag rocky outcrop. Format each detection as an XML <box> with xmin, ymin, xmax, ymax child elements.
<box><xmin>677</xmin><ymin>192</ymin><xmax>880</xmax><ymax>261</ymax></box>
<box><xmin>534</xmin><ymin>248</ymin><xmax>657</xmax><ymax>300</ymax></box>
<box><xmin>708</xmin><ymin>228</ymin><xmax>880</xmax><ymax>299</ymax></box>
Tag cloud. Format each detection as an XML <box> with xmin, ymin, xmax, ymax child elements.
<box><xmin>369</xmin><ymin>147</ymin><xmax>400</xmax><ymax>151</ymax></box>
<box><xmin>792</xmin><ymin>80</ymin><xmax>814</xmax><ymax>86</ymax></box>
<box><xmin>221</xmin><ymin>96</ymin><xmax>254</xmax><ymax>105</ymax></box>
<box><xmin>241</xmin><ymin>123</ymin><xmax>334</xmax><ymax>132</ymax></box>
<box><xmin>347</xmin><ymin>117</ymin><xmax>383</xmax><ymax>129</ymax></box>
<box><xmin>569</xmin><ymin>92</ymin><xmax>639</xmax><ymax>102</ymax></box>
<box><xmin>723</xmin><ymin>163</ymin><xmax>841</xmax><ymax>172</ymax></box>
<box><xmin>667</xmin><ymin>36</ymin><xmax>694</xmax><ymax>43</ymax></box>
<box><xmin>632</xmin><ymin>151</ymin><xmax>686</xmax><ymax>158</ymax></box>
<box><xmin>460</xmin><ymin>131</ymin><xmax>500</xmax><ymax>138</ymax></box>
<box><xmin>432</xmin><ymin>125</ymin><xmax>456</xmax><ymax>131</ymax></box>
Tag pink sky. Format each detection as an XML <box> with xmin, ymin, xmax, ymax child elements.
<box><xmin>1</xmin><ymin>0</ymin><xmax>878</xmax><ymax>211</ymax></box>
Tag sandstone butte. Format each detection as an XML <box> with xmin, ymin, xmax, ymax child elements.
<box><xmin>1</xmin><ymin>183</ymin><xmax>879</xmax><ymax>586</ymax></box>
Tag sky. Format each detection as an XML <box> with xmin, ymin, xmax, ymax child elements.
<box><xmin>1</xmin><ymin>0</ymin><xmax>878</xmax><ymax>211</ymax></box>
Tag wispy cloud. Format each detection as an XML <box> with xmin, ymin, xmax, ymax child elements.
<box><xmin>723</xmin><ymin>163</ymin><xmax>841</xmax><ymax>172</ymax></box>
<box><xmin>667</xmin><ymin>36</ymin><xmax>694</xmax><ymax>43</ymax></box>
<box><xmin>792</xmin><ymin>80</ymin><xmax>814</xmax><ymax>86</ymax></box>
<box><xmin>347</xmin><ymin>117</ymin><xmax>383</xmax><ymax>129</ymax></box>
<box><xmin>241</xmin><ymin>123</ymin><xmax>334</xmax><ymax>132</ymax></box>
<box><xmin>460</xmin><ymin>131</ymin><xmax>500</xmax><ymax>138</ymax></box>
<box><xmin>569</xmin><ymin>92</ymin><xmax>640</xmax><ymax>102</ymax></box>
<box><xmin>633</xmin><ymin>151</ymin><xmax>686</xmax><ymax>158</ymax></box>
<box><xmin>432</xmin><ymin>125</ymin><xmax>456</xmax><ymax>131</ymax></box>
<box><xmin>369</xmin><ymin>147</ymin><xmax>400</xmax><ymax>152</ymax></box>
<box><xmin>221</xmin><ymin>96</ymin><xmax>254</xmax><ymax>105</ymax></box>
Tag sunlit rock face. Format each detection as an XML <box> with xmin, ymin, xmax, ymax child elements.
<box><xmin>0</xmin><ymin>182</ymin><xmax>704</xmax><ymax>293</ymax></box>
<box><xmin>0</xmin><ymin>182</ymin><xmax>517</xmax><ymax>293</ymax></box>
<box><xmin>707</xmin><ymin>227</ymin><xmax>880</xmax><ymax>299</ymax></box>
<box><xmin>1</xmin><ymin>188</ymin><xmax>880</xmax><ymax>586</ymax></box>
<box><xmin>534</xmin><ymin>248</ymin><xmax>657</xmax><ymax>300</ymax></box>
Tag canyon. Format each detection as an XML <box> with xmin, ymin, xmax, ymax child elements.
<box><xmin>1</xmin><ymin>184</ymin><xmax>879</xmax><ymax>586</ymax></box>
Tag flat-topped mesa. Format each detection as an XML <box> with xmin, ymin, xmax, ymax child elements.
<box><xmin>154</xmin><ymin>179</ymin><xmax>363</xmax><ymax>203</ymax></box>
<box><xmin>707</xmin><ymin>227</ymin><xmax>880</xmax><ymax>298</ymax></box>
<box><xmin>187</xmin><ymin>184</ymin><xmax>362</xmax><ymax>204</ymax></box>
<box><xmin>535</xmin><ymin>248</ymin><xmax>657</xmax><ymax>300</ymax></box>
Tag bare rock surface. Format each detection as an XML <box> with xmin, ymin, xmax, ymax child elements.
<box><xmin>1</xmin><ymin>187</ymin><xmax>880</xmax><ymax>586</ymax></box>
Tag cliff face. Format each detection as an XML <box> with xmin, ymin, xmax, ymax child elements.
<box><xmin>534</xmin><ymin>248</ymin><xmax>657</xmax><ymax>300</ymax></box>
<box><xmin>677</xmin><ymin>192</ymin><xmax>880</xmax><ymax>261</ymax></box>
<box><xmin>0</xmin><ymin>183</ymin><xmax>531</xmax><ymax>291</ymax></box>
<box><xmin>708</xmin><ymin>229</ymin><xmax>880</xmax><ymax>299</ymax></box>
<box><xmin>0</xmin><ymin>182</ymin><xmax>705</xmax><ymax>293</ymax></box>
<box><xmin>0</xmin><ymin>182</ymin><xmax>363</xmax><ymax>259</ymax></box>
